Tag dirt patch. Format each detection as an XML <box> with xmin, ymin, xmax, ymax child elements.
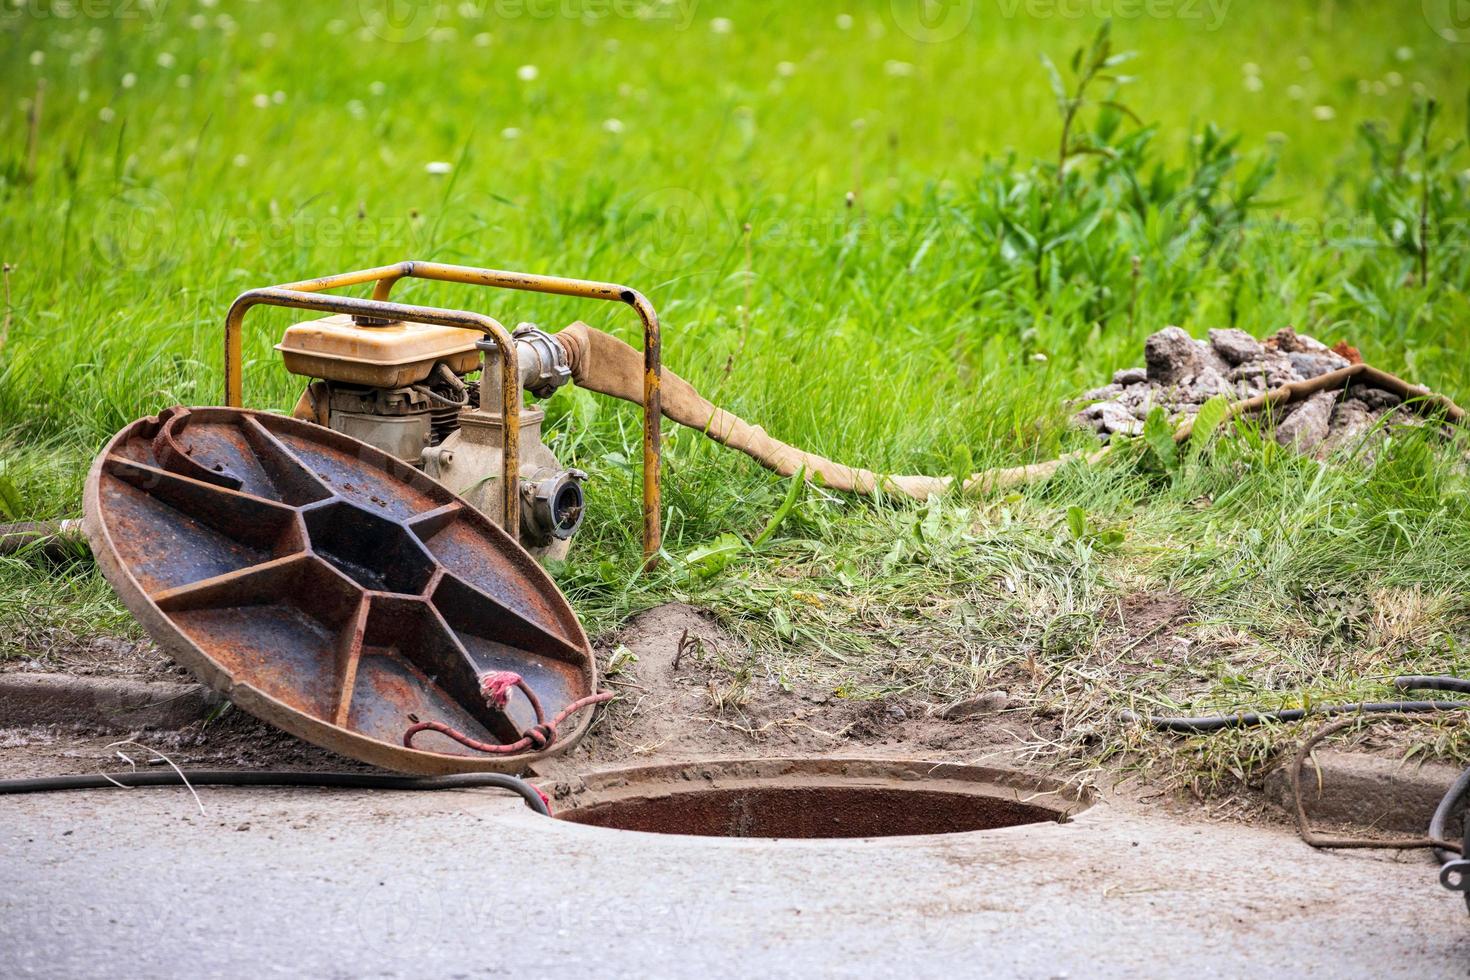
<box><xmin>0</xmin><ymin>628</ymin><xmax>181</xmax><ymax>680</ymax></box>
<box><xmin>539</xmin><ymin>603</ymin><xmax>1052</xmax><ymax>784</ymax></box>
<box><xmin>1103</xmin><ymin>591</ymin><xmax>1195</xmax><ymax>664</ymax></box>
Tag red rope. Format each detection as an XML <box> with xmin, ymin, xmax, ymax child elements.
<box><xmin>403</xmin><ymin>670</ymin><xmax>613</xmax><ymax>756</ymax></box>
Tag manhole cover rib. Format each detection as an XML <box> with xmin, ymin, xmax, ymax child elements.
<box><xmin>83</xmin><ymin>406</ymin><xmax>597</xmax><ymax>774</ymax></box>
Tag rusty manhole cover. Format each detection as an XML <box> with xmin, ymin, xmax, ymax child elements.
<box><xmin>83</xmin><ymin>406</ymin><xmax>598</xmax><ymax>774</ymax></box>
<box><xmin>554</xmin><ymin>758</ymin><xmax>1094</xmax><ymax>838</ymax></box>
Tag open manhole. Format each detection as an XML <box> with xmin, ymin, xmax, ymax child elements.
<box><xmin>554</xmin><ymin>758</ymin><xmax>1093</xmax><ymax>839</ymax></box>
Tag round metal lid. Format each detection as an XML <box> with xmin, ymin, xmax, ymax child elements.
<box><xmin>83</xmin><ymin>406</ymin><xmax>597</xmax><ymax>774</ymax></box>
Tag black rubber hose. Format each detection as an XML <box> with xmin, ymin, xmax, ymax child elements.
<box><xmin>1123</xmin><ymin>699</ymin><xmax>1470</xmax><ymax>733</ymax></box>
<box><xmin>1396</xmin><ymin>676</ymin><xmax>1470</xmax><ymax>695</ymax></box>
<box><xmin>1128</xmin><ymin>676</ymin><xmax>1470</xmax><ymax>732</ymax></box>
<box><xmin>0</xmin><ymin>770</ymin><xmax>551</xmax><ymax>816</ymax></box>
<box><xmin>1430</xmin><ymin>765</ymin><xmax>1470</xmax><ymax>865</ymax></box>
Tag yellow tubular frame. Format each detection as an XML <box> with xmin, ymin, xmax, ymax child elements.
<box><xmin>224</xmin><ymin>263</ymin><xmax>663</xmax><ymax>563</ymax></box>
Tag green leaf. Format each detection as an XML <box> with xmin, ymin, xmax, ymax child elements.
<box><xmin>0</xmin><ymin>468</ymin><xmax>20</xmax><ymax>521</ymax></box>
<box><xmin>1096</xmin><ymin>99</ymin><xmax>1142</xmax><ymax>125</ymax></box>
<box><xmin>1188</xmin><ymin>394</ymin><xmax>1230</xmax><ymax>459</ymax></box>
<box><xmin>685</xmin><ymin>532</ymin><xmax>745</xmax><ymax>579</ymax></box>
<box><xmin>949</xmin><ymin>444</ymin><xmax>975</xmax><ymax>487</ymax></box>
<box><xmin>771</xmin><ymin>606</ymin><xmax>794</xmax><ymax>641</ymax></box>
<box><xmin>1066</xmin><ymin>505</ymin><xmax>1088</xmax><ymax>541</ymax></box>
<box><xmin>1087</xmin><ymin>20</ymin><xmax>1112</xmax><ymax>72</ymax></box>
<box><xmin>1039</xmin><ymin>53</ymin><xmax>1068</xmax><ymax>111</ymax></box>
<box><xmin>752</xmin><ymin>466</ymin><xmax>804</xmax><ymax>549</ymax></box>
<box><xmin>1142</xmin><ymin>406</ymin><xmax>1178</xmax><ymax>472</ymax></box>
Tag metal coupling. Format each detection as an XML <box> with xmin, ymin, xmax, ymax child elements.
<box><xmin>512</xmin><ymin>323</ymin><xmax>572</xmax><ymax>399</ymax></box>
<box><xmin>520</xmin><ymin>468</ymin><xmax>587</xmax><ymax>545</ymax></box>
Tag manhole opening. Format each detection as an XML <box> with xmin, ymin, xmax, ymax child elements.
<box><xmin>555</xmin><ymin>760</ymin><xmax>1091</xmax><ymax>840</ymax></box>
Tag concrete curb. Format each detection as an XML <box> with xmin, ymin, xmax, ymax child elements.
<box><xmin>0</xmin><ymin>672</ymin><xmax>222</xmax><ymax>732</ymax></box>
<box><xmin>1265</xmin><ymin>749</ymin><xmax>1464</xmax><ymax>835</ymax></box>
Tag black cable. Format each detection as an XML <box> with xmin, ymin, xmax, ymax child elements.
<box><xmin>0</xmin><ymin>770</ymin><xmax>551</xmax><ymax>816</ymax></box>
<box><xmin>1123</xmin><ymin>699</ymin><xmax>1470</xmax><ymax>733</ymax></box>
<box><xmin>1429</xmin><ymin>765</ymin><xmax>1470</xmax><ymax>865</ymax></box>
<box><xmin>1396</xmin><ymin>676</ymin><xmax>1470</xmax><ymax>695</ymax></box>
<box><xmin>1127</xmin><ymin>676</ymin><xmax>1470</xmax><ymax>732</ymax></box>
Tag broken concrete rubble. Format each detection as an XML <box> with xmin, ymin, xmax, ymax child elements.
<box><xmin>1074</xmin><ymin>326</ymin><xmax>1410</xmax><ymax>456</ymax></box>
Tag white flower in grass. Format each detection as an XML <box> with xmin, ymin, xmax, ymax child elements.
<box><xmin>602</xmin><ymin>118</ymin><xmax>625</xmax><ymax>134</ymax></box>
<box><xmin>474</xmin><ymin>33</ymin><xmax>493</xmax><ymax>47</ymax></box>
<box><xmin>1385</xmin><ymin>71</ymin><xmax>1402</xmax><ymax>87</ymax></box>
<box><xmin>1031</xmin><ymin>352</ymin><xmax>1048</xmax><ymax>363</ymax></box>
<box><xmin>189</xmin><ymin>14</ymin><xmax>206</xmax><ymax>29</ymax></box>
<box><xmin>425</xmin><ymin>161</ymin><xmax>453</xmax><ymax>175</ymax></box>
<box><xmin>122</xmin><ymin>72</ymin><xmax>137</xmax><ymax>89</ymax></box>
<box><xmin>1395</xmin><ymin>46</ymin><xmax>1412</xmax><ymax>62</ymax></box>
<box><xmin>29</xmin><ymin>50</ymin><xmax>44</xmax><ymax>66</ymax></box>
<box><xmin>370</xmin><ymin>80</ymin><xmax>386</xmax><ymax>96</ymax></box>
<box><xmin>776</xmin><ymin>61</ymin><xmax>797</xmax><ymax>77</ymax></box>
<box><xmin>1311</xmin><ymin>104</ymin><xmax>1335</xmax><ymax>121</ymax></box>
<box><xmin>78</xmin><ymin>89</ymin><xmax>90</xmax><ymax>102</ymax></box>
<box><xmin>1244</xmin><ymin>76</ymin><xmax>1263</xmax><ymax>92</ymax></box>
<box><xmin>347</xmin><ymin>100</ymin><xmax>366</xmax><ymax>119</ymax></box>
<box><xmin>501</xmin><ymin>127</ymin><xmax>522</xmax><ymax>140</ymax></box>
<box><xmin>710</xmin><ymin>17</ymin><xmax>732</xmax><ymax>34</ymax></box>
<box><xmin>252</xmin><ymin>93</ymin><xmax>269</xmax><ymax>108</ymax></box>
<box><xmin>836</xmin><ymin>13</ymin><xmax>853</xmax><ymax>30</ymax></box>
<box><xmin>233</xmin><ymin>154</ymin><xmax>250</xmax><ymax>167</ymax></box>
<box><xmin>272</xmin><ymin>90</ymin><xmax>286</xmax><ymax>104</ymax></box>
<box><xmin>1371</xmin><ymin>80</ymin><xmax>1388</xmax><ymax>96</ymax></box>
<box><xmin>1241</xmin><ymin>62</ymin><xmax>1260</xmax><ymax>76</ymax></box>
<box><xmin>176</xmin><ymin>75</ymin><xmax>191</xmax><ymax>89</ymax></box>
<box><xmin>156</xmin><ymin>52</ymin><xmax>175</xmax><ymax>69</ymax></box>
<box><xmin>259</xmin><ymin>32</ymin><xmax>276</xmax><ymax>48</ymax></box>
<box><xmin>99</xmin><ymin>106</ymin><xmax>116</xmax><ymax>123</ymax></box>
<box><xmin>517</xmin><ymin>64</ymin><xmax>538</xmax><ymax>81</ymax></box>
<box><xmin>884</xmin><ymin>60</ymin><xmax>914</xmax><ymax>77</ymax></box>
<box><xmin>1286</xmin><ymin>84</ymin><xmax>1304</xmax><ymax>101</ymax></box>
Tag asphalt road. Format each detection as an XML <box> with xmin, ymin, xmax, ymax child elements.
<box><xmin>2</xmin><ymin>785</ymin><xmax>1466</xmax><ymax>978</ymax></box>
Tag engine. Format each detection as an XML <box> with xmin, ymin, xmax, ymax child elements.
<box><xmin>278</xmin><ymin>313</ymin><xmax>585</xmax><ymax>558</ymax></box>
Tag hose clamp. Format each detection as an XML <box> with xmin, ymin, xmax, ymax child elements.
<box><xmin>512</xmin><ymin>323</ymin><xmax>573</xmax><ymax>399</ymax></box>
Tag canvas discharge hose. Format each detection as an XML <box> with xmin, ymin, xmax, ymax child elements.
<box><xmin>554</xmin><ymin>322</ymin><xmax>1100</xmax><ymax>499</ymax></box>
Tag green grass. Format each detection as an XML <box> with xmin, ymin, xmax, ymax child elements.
<box><xmin>1</xmin><ymin>1</ymin><xmax>1468</xmax><ymax>792</ymax></box>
